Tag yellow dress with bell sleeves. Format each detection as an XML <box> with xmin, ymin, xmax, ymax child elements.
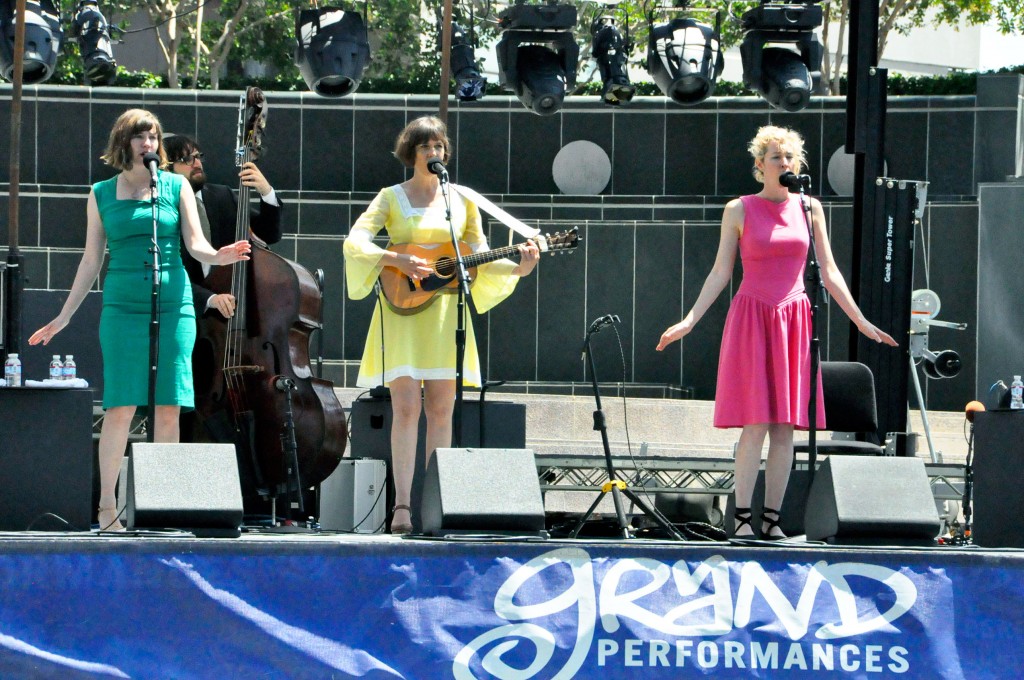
<box><xmin>343</xmin><ymin>184</ymin><xmax>520</xmax><ymax>387</ymax></box>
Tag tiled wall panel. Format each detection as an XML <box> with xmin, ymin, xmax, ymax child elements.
<box><xmin>2</xmin><ymin>79</ymin><xmax>1019</xmax><ymax>411</ymax></box>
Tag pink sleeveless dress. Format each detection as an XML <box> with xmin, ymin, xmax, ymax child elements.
<box><xmin>713</xmin><ymin>194</ymin><xmax>826</xmax><ymax>429</ymax></box>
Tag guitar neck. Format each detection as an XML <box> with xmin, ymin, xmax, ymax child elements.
<box><xmin>461</xmin><ymin>244</ymin><xmax>522</xmax><ymax>268</ymax></box>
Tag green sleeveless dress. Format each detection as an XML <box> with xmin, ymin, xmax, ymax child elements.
<box><xmin>94</xmin><ymin>171</ymin><xmax>195</xmax><ymax>409</ymax></box>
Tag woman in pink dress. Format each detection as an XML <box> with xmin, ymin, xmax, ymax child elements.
<box><xmin>656</xmin><ymin>126</ymin><xmax>897</xmax><ymax>539</ymax></box>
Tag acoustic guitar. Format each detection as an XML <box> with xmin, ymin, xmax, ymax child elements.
<box><xmin>378</xmin><ymin>227</ymin><xmax>580</xmax><ymax>314</ymax></box>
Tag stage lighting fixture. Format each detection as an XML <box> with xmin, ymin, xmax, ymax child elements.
<box><xmin>920</xmin><ymin>349</ymin><xmax>962</xmax><ymax>380</ymax></box>
<box><xmin>591</xmin><ymin>16</ymin><xmax>633</xmax><ymax>106</ymax></box>
<box><xmin>910</xmin><ymin>288</ymin><xmax>966</xmax><ymax>380</ymax></box>
<box><xmin>72</xmin><ymin>1</ymin><xmax>116</xmax><ymax>86</ymax></box>
<box><xmin>496</xmin><ymin>2</ymin><xmax>579</xmax><ymax>116</ymax></box>
<box><xmin>295</xmin><ymin>7</ymin><xmax>370</xmax><ymax>97</ymax></box>
<box><xmin>739</xmin><ymin>1</ymin><xmax>824</xmax><ymax>112</ymax></box>
<box><xmin>646</xmin><ymin>13</ymin><xmax>723</xmax><ymax>106</ymax></box>
<box><xmin>0</xmin><ymin>0</ymin><xmax>65</xmax><ymax>84</ymax></box>
<box><xmin>449</xmin><ymin>22</ymin><xmax>487</xmax><ymax>101</ymax></box>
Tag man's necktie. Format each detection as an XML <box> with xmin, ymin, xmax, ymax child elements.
<box><xmin>196</xmin><ymin>194</ymin><xmax>213</xmax><ymax>277</ymax></box>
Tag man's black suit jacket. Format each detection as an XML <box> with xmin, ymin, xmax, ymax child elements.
<box><xmin>181</xmin><ymin>182</ymin><xmax>283</xmax><ymax>311</ymax></box>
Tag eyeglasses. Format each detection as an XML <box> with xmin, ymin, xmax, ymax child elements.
<box><xmin>175</xmin><ymin>152</ymin><xmax>204</xmax><ymax>164</ymax></box>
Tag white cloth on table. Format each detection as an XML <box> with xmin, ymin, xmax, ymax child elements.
<box><xmin>23</xmin><ymin>378</ymin><xmax>90</xmax><ymax>388</ymax></box>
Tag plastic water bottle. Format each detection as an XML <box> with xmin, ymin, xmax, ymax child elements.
<box><xmin>4</xmin><ymin>353</ymin><xmax>22</xmax><ymax>387</ymax></box>
<box><xmin>49</xmin><ymin>355</ymin><xmax>63</xmax><ymax>381</ymax></box>
<box><xmin>1011</xmin><ymin>375</ymin><xmax>1024</xmax><ymax>410</ymax></box>
<box><xmin>63</xmin><ymin>355</ymin><xmax>77</xmax><ymax>381</ymax></box>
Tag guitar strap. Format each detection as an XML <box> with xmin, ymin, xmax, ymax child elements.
<box><xmin>450</xmin><ymin>184</ymin><xmax>541</xmax><ymax>242</ymax></box>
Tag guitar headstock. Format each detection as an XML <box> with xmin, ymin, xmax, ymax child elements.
<box><xmin>537</xmin><ymin>227</ymin><xmax>581</xmax><ymax>255</ymax></box>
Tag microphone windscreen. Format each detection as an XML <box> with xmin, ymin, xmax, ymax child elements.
<box><xmin>778</xmin><ymin>171</ymin><xmax>800</xmax><ymax>190</ymax></box>
<box><xmin>142</xmin><ymin>152</ymin><xmax>161</xmax><ymax>167</ymax></box>
<box><xmin>965</xmin><ymin>400</ymin><xmax>986</xmax><ymax>422</ymax></box>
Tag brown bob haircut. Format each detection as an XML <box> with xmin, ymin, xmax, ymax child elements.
<box><xmin>101</xmin><ymin>108</ymin><xmax>168</xmax><ymax>171</ymax></box>
<box><xmin>393</xmin><ymin>116</ymin><xmax>451</xmax><ymax>168</ymax></box>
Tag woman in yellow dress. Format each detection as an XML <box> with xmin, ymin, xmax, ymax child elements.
<box><xmin>344</xmin><ymin>116</ymin><xmax>540</xmax><ymax>534</ymax></box>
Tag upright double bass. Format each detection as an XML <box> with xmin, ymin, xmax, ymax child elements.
<box><xmin>193</xmin><ymin>88</ymin><xmax>346</xmax><ymax>510</ymax></box>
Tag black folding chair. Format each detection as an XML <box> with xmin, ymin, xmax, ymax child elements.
<box><xmin>795</xmin><ymin>360</ymin><xmax>885</xmax><ymax>457</ymax></box>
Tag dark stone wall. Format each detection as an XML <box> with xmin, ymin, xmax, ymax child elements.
<box><xmin>1</xmin><ymin>76</ymin><xmax>1018</xmax><ymax>411</ymax></box>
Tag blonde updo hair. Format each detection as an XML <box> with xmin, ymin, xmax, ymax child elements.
<box><xmin>101</xmin><ymin>108</ymin><xmax>168</xmax><ymax>171</ymax></box>
<box><xmin>748</xmin><ymin>125</ymin><xmax>806</xmax><ymax>182</ymax></box>
<box><xmin>393</xmin><ymin>116</ymin><xmax>451</xmax><ymax>168</ymax></box>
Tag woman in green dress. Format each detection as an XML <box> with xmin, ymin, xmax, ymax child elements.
<box><xmin>29</xmin><ymin>109</ymin><xmax>251</xmax><ymax>531</ymax></box>
<box><xmin>344</xmin><ymin>116</ymin><xmax>540</xmax><ymax>534</ymax></box>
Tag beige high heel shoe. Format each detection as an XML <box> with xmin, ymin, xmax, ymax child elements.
<box><xmin>97</xmin><ymin>506</ymin><xmax>125</xmax><ymax>532</ymax></box>
<box><xmin>390</xmin><ymin>504</ymin><xmax>413</xmax><ymax>535</ymax></box>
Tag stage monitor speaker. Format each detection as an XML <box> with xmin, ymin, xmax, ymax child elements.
<box><xmin>972</xmin><ymin>411</ymin><xmax>1024</xmax><ymax>548</ymax></box>
<box><xmin>655</xmin><ymin>493</ymin><xmax>724</xmax><ymax>527</ymax></box>
<box><xmin>421</xmin><ymin>448</ymin><xmax>546</xmax><ymax>536</ymax></box>
<box><xmin>0</xmin><ymin>387</ymin><xmax>93</xmax><ymax>531</ymax></box>
<box><xmin>804</xmin><ymin>456</ymin><xmax>940</xmax><ymax>545</ymax></box>
<box><xmin>127</xmin><ymin>443</ymin><xmax>243</xmax><ymax>537</ymax></box>
<box><xmin>319</xmin><ymin>458</ymin><xmax>386</xmax><ymax>533</ymax></box>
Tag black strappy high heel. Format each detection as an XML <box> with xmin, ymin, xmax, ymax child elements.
<box><xmin>760</xmin><ymin>507</ymin><xmax>786</xmax><ymax>541</ymax></box>
<box><xmin>732</xmin><ymin>507</ymin><xmax>754</xmax><ymax>538</ymax></box>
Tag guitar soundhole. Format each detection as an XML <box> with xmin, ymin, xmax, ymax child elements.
<box><xmin>435</xmin><ymin>257</ymin><xmax>456</xmax><ymax>278</ymax></box>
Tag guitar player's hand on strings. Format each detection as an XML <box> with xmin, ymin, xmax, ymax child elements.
<box><xmin>390</xmin><ymin>250</ymin><xmax>433</xmax><ymax>280</ymax></box>
<box><xmin>512</xmin><ymin>239</ymin><xmax>540</xmax><ymax>277</ymax></box>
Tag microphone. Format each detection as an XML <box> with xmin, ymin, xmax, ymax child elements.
<box><xmin>274</xmin><ymin>376</ymin><xmax>296</xmax><ymax>392</ymax></box>
<box><xmin>988</xmin><ymin>380</ymin><xmax>1010</xmax><ymax>409</ymax></box>
<box><xmin>427</xmin><ymin>158</ymin><xmax>448</xmax><ymax>181</ymax></box>
<box><xmin>779</xmin><ymin>171</ymin><xmax>811</xmax><ymax>192</ymax></box>
<box><xmin>588</xmin><ymin>314</ymin><xmax>620</xmax><ymax>335</ymax></box>
<box><xmin>965</xmin><ymin>400</ymin><xmax>986</xmax><ymax>423</ymax></box>
<box><xmin>142</xmin><ymin>152</ymin><xmax>161</xmax><ymax>187</ymax></box>
<box><xmin>582</xmin><ymin>314</ymin><xmax>620</xmax><ymax>359</ymax></box>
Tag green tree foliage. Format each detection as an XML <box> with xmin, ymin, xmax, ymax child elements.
<box><xmin>45</xmin><ymin>0</ymin><xmax>1024</xmax><ymax>98</ymax></box>
<box><xmin>92</xmin><ymin>0</ymin><xmax>293</xmax><ymax>89</ymax></box>
<box><xmin>822</xmin><ymin>0</ymin><xmax>1024</xmax><ymax>94</ymax></box>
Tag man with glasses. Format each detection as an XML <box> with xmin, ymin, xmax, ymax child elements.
<box><xmin>163</xmin><ymin>134</ymin><xmax>283</xmax><ymax>320</ymax></box>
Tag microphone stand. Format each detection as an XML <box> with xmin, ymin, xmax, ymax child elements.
<box><xmin>436</xmin><ymin>168</ymin><xmax>471</xmax><ymax>446</ymax></box>
<box><xmin>314</xmin><ymin>269</ymin><xmax>325</xmax><ymax>379</ymax></box>
<box><xmin>145</xmin><ymin>167</ymin><xmax>161</xmax><ymax>443</ymax></box>
<box><xmin>796</xmin><ymin>176</ymin><xmax>822</xmax><ymax>483</ymax></box>
<box><xmin>275</xmin><ymin>376</ymin><xmax>303</xmax><ymax>518</ymax></box>
<box><xmin>569</xmin><ymin>316</ymin><xmax>685</xmax><ymax>541</ymax></box>
<box><xmin>960</xmin><ymin>410</ymin><xmax>977</xmax><ymax>544</ymax></box>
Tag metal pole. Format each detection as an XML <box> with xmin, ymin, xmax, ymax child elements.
<box><xmin>5</xmin><ymin>0</ymin><xmax>29</xmax><ymax>355</ymax></box>
<box><xmin>438</xmin><ymin>0</ymin><xmax>453</xmax><ymax>124</ymax></box>
<box><xmin>909</xmin><ymin>355</ymin><xmax>940</xmax><ymax>463</ymax></box>
<box><xmin>846</xmin><ymin>0</ymin><xmax>883</xmax><ymax>359</ymax></box>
